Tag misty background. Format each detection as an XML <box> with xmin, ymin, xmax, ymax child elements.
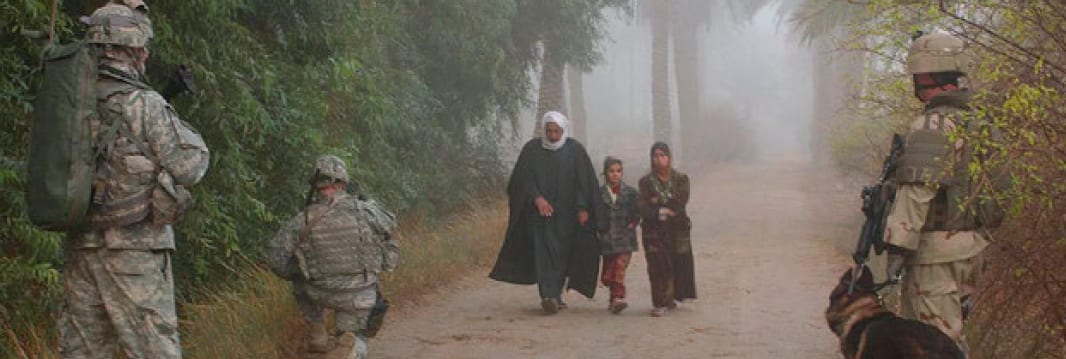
<box><xmin>514</xmin><ymin>2</ymin><xmax>815</xmax><ymax>184</ymax></box>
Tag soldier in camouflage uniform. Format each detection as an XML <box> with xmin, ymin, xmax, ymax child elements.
<box><xmin>883</xmin><ymin>32</ymin><xmax>1002</xmax><ymax>354</ymax></box>
<box><xmin>268</xmin><ymin>155</ymin><xmax>399</xmax><ymax>359</ymax></box>
<box><xmin>59</xmin><ymin>1</ymin><xmax>211</xmax><ymax>358</ymax></box>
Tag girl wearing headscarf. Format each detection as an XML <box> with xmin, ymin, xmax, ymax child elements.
<box><xmin>638</xmin><ymin>142</ymin><xmax>696</xmax><ymax>317</ymax></box>
<box><xmin>490</xmin><ymin>111</ymin><xmax>603</xmax><ymax>314</ymax></box>
<box><xmin>596</xmin><ymin>156</ymin><xmax>640</xmax><ymax>314</ymax></box>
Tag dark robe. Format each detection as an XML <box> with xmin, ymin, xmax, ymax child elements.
<box><xmin>489</xmin><ymin>138</ymin><xmax>602</xmax><ymax>299</ymax></box>
<box><xmin>638</xmin><ymin>169</ymin><xmax>697</xmax><ymax>307</ymax></box>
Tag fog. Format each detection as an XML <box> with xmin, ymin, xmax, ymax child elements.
<box><xmin>540</xmin><ymin>2</ymin><xmax>815</xmax><ymax>181</ymax></box>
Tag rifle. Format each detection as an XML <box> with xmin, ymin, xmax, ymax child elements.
<box><xmin>852</xmin><ymin>134</ymin><xmax>905</xmax><ymax>268</ymax></box>
<box><xmin>160</xmin><ymin>64</ymin><xmax>197</xmax><ymax>100</ymax></box>
<box><xmin>23</xmin><ymin>25</ymin><xmax>196</xmax><ymax>101</ymax></box>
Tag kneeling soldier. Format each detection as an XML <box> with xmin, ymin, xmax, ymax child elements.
<box><xmin>268</xmin><ymin>155</ymin><xmax>399</xmax><ymax>359</ymax></box>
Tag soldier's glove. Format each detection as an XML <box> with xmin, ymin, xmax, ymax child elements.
<box><xmin>885</xmin><ymin>252</ymin><xmax>906</xmax><ymax>283</ymax></box>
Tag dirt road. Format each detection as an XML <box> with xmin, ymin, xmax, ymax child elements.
<box><xmin>374</xmin><ymin>158</ymin><xmax>861</xmax><ymax>358</ymax></box>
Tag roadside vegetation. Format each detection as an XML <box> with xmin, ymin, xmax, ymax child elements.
<box><xmin>0</xmin><ymin>1</ymin><xmax>624</xmax><ymax>357</ymax></box>
<box><xmin>800</xmin><ymin>1</ymin><xmax>1066</xmax><ymax>357</ymax></box>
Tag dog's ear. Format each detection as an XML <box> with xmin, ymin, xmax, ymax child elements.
<box><xmin>829</xmin><ymin>268</ymin><xmax>853</xmax><ymax>302</ymax></box>
<box><xmin>834</xmin><ymin>266</ymin><xmax>876</xmax><ymax>298</ymax></box>
<box><xmin>856</xmin><ymin>266</ymin><xmax>874</xmax><ymax>290</ymax></box>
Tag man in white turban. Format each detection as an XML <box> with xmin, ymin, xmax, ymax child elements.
<box><xmin>540</xmin><ymin>111</ymin><xmax>569</xmax><ymax>151</ymax></box>
<box><xmin>490</xmin><ymin>111</ymin><xmax>603</xmax><ymax>314</ymax></box>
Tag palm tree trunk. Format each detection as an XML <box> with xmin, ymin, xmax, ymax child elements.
<box><xmin>651</xmin><ymin>0</ymin><xmax>672</xmax><ymax>143</ymax></box>
<box><xmin>566</xmin><ymin>65</ymin><xmax>588</xmax><ymax>142</ymax></box>
<box><xmin>810</xmin><ymin>42</ymin><xmax>833</xmax><ymax>164</ymax></box>
<box><xmin>672</xmin><ymin>11</ymin><xmax>700</xmax><ymax>165</ymax></box>
<box><xmin>810</xmin><ymin>34</ymin><xmax>864</xmax><ymax>163</ymax></box>
<box><xmin>534</xmin><ymin>43</ymin><xmax>566</xmax><ymax>138</ymax></box>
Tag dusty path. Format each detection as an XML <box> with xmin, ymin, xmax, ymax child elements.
<box><xmin>374</xmin><ymin>158</ymin><xmax>860</xmax><ymax>358</ymax></box>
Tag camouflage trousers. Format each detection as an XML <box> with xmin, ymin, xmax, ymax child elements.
<box><xmin>293</xmin><ymin>279</ymin><xmax>378</xmax><ymax>333</ymax></box>
<box><xmin>900</xmin><ymin>254</ymin><xmax>981</xmax><ymax>350</ymax></box>
<box><xmin>59</xmin><ymin>248</ymin><xmax>180</xmax><ymax>359</ymax></box>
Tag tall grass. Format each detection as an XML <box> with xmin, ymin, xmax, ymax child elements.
<box><xmin>180</xmin><ymin>199</ymin><xmax>508</xmax><ymax>358</ymax></box>
<box><xmin>0</xmin><ymin>315</ymin><xmax>56</xmax><ymax>359</ymax></box>
<box><xmin>2</xmin><ymin>199</ymin><xmax>508</xmax><ymax>359</ymax></box>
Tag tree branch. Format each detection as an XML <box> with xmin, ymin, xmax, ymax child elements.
<box><xmin>938</xmin><ymin>0</ymin><xmax>1066</xmax><ymax>80</ymax></box>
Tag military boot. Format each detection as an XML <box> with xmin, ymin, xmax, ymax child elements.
<box><xmin>327</xmin><ymin>331</ymin><xmax>368</xmax><ymax>359</ymax></box>
<box><xmin>308</xmin><ymin>322</ymin><xmax>330</xmax><ymax>353</ymax></box>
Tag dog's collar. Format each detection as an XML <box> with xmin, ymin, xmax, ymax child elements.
<box><xmin>837</xmin><ymin>296</ymin><xmax>887</xmax><ymax>336</ymax></box>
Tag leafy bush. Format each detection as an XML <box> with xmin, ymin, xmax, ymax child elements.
<box><xmin>0</xmin><ymin>0</ymin><xmax>622</xmax><ymax>356</ymax></box>
<box><xmin>825</xmin><ymin>1</ymin><xmax>1066</xmax><ymax>357</ymax></box>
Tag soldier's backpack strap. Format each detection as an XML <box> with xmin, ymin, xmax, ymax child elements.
<box><xmin>297</xmin><ymin>199</ymin><xmax>341</xmax><ymax>243</ymax></box>
<box><xmin>293</xmin><ymin>198</ymin><xmax>342</xmax><ymax>280</ymax></box>
<box><xmin>88</xmin><ymin>83</ymin><xmax>159</xmax><ymax>230</ymax></box>
<box><xmin>94</xmin><ymin>79</ymin><xmax>154</xmax><ymax>166</ymax></box>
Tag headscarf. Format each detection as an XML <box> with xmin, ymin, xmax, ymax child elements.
<box><xmin>650</xmin><ymin>141</ymin><xmax>672</xmax><ymax>174</ymax></box>
<box><xmin>540</xmin><ymin>111</ymin><xmax>569</xmax><ymax>151</ymax></box>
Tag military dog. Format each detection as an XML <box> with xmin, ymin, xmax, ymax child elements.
<box><xmin>826</xmin><ymin>266</ymin><xmax>964</xmax><ymax>359</ymax></box>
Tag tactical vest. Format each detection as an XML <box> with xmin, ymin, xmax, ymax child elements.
<box><xmin>85</xmin><ymin>67</ymin><xmax>205</xmax><ymax>229</ymax></box>
<box><xmin>86</xmin><ymin>76</ymin><xmax>155</xmax><ymax>229</ymax></box>
<box><xmin>895</xmin><ymin>105</ymin><xmax>1007</xmax><ymax>231</ymax></box>
<box><xmin>296</xmin><ymin>197</ymin><xmax>384</xmax><ymax>280</ymax></box>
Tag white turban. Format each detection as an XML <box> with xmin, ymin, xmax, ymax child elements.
<box><xmin>540</xmin><ymin>111</ymin><xmax>569</xmax><ymax>151</ymax></box>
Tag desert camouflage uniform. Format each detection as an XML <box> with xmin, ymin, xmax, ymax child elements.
<box><xmin>268</xmin><ymin>158</ymin><xmax>398</xmax><ymax>357</ymax></box>
<box><xmin>59</xmin><ymin>3</ymin><xmax>210</xmax><ymax>359</ymax></box>
<box><xmin>884</xmin><ymin>91</ymin><xmax>988</xmax><ymax>347</ymax></box>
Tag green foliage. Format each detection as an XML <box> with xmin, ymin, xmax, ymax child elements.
<box><xmin>514</xmin><ymin>0</ymin><xmax>629</xmax><ymax>70</ymax></box>
<box><xmin>0</xmin><ymin>0</ymin><xmax>623</xmax><ymax>356</ymax></box>
<box><xmin>0</xmin><ymin>1</ymin><xmax>74</xmax><ymax>355</ymax></box>
<box><xmin>826</xmin><ymin>1</ymin><xmax>1066</xmax><ymax>356</ymax></box>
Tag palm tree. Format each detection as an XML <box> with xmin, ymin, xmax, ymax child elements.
<box><xmin>518</xmin><ymin>0</ymin><xmax>629</xmax><ymax>139</ymax></box>
<box><xmin>650</xmin><ymin>0</ymin><xmax>671</xmax><ymax>143</ymax></box>
<box><xmin>567</xmin><ymin>64</ymin><xmax>589</xmax><ymax>142</ymax></box>
<box><xmin>671</xmin><ymin>0</ymin><xmax>715</xmax><ymax>165</ymax></box>
<box><xmin>533</xmin><ymin>43</ymin><xmax>567</xmax><ymax>138</ymax></box>
<box><xmin>643</xmin><ymin>0</ymin><xmax>777</xmax><ymax>161</ymax></box>
<box><xmin>788</xmin><ymin>0</ymin><xmax>865</xmax><ymax>162</ymax></box>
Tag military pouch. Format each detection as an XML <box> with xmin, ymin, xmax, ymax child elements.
<box><xmin>362</xmin><ymin>290</ymin><xmax>389</xmax><ymax>338</ymax></box>
<box><xmin>169</xmin><ymin>118</ymin><xmax>210</xmax><ymax>185</ymax></box>
<box><xmin>88</xmin><ymin>185</ymin><xmax>152</xmax><ymax>229</ymax></box>
<box><xmin>381</xmin><ymin>237</ymin><xmax>400</xmax><ymax>272</ymax></box>
<box><xmin>151</xmin><ymin>171</ymin><xmax>193</xmax><ymax>225</ymax></box>
<box><xmin>896</xmin><ymin>128</ymin><xmax>951</xmax><ymax>185</ymax></box>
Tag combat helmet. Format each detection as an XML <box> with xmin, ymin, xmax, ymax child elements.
<box><xmin>907</xmin><ymin>31</ymin><xmax>969</xmax><ymax>75</ymax></box>
<box><xmin>312</xmin><ymin>155</ymin><xmax>350</xmax><ymax>187</ymax></box>
<box><xmin>84</xmin><ymin>0</ymin><xmax>153</xmax><ymax>48</ymax></box>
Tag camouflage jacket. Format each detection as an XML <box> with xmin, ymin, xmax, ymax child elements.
<box><xmin>883</xmin><ymin>90</ymin><xmax>988</xmax><ymax>264</ymax></box>
<box><xmin>75</xmin><ymin>63</ymin><xmax>209</xmax><ymax>250</ymax></box>
<box><xmin>268</xmin><ymin>192</ymin><xmax>400</xmax><ymax>289</ymax></box>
